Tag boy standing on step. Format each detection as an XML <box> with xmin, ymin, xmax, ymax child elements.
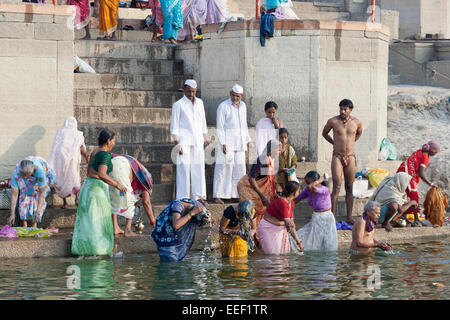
<box><xmin>170</xmin><ymin>79</ymin><xmax>210</xmax><ymax>205</ymax></box>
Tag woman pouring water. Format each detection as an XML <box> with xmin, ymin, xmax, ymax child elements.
<box><xmin>152</xmin><ymin>198</ymin><xmax>215</xmax><ymax>262</ymax></box>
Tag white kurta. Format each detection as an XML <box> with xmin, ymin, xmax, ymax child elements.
<box><xmin>255</xmin><ymin>117</ymin><xmax>277</xmax><ymax>157</ymax></box>
<box><xmin>213</xmin><ymin>99</ymin><xmax>251</xmax><ymax>199</ymax></box>
<box><xmin>170</xmin><ymin>95</ymin><xmax>208</xmax><ymax>200</ymax></box>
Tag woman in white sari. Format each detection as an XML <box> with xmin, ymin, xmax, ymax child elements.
<box><xmin>48</xmin><ymin>117</ymin><xmax>89</xmax><ymax>209</ymax></box>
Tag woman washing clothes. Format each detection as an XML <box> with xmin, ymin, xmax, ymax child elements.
<box><xmin>110</xmin><ymin>154</ymin><xmax>156</xmax><ymax>236</ymax></box>
<box><xmin>219</xmin><ymin>200</ymin><xmax>259</xmax><ymax>258</ymax></box>
<box><xmin>257</xmin><ymin>181</ymin><xmax>304</xmax><ymax>255</ymax></box>
<box><xmin>292</xmin><ymin>171</ymin><xmax>338</xmax><ymax>251</ymax></box>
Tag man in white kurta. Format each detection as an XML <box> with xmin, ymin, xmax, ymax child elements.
<box><xmin>170</xmin><ymin>79</ymin><xmax>209</xmax><ymax>204</ymax></box>
<box><xmin>213</xmin><ymin>84</ymin><xmax>251</xmax><ymax>204</ymax></box>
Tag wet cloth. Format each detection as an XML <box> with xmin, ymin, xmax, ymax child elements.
<box><xmin>333</xmin><ymin>150</ymin><xmax>356</xmax><ymax>168</ymax></box>
<box><xmin>291</xmin><ymin>210</ymin><xmax>338</xmax><ymax>251</ymax></box>
<box><xmin>162</xmin><ymin>0</ymin><xmax>183</xmax><ymax>40</ymax></box>
<box><xmin>255</xmin><ymin>118</ymin><xmax>278</xmax><ymax>157</ymax></box>
<box><xmin>71</xmin><ymin>177</ymin><xmax>114</xmax><ymax>256</ymax></box>
<box><xmin>296</xmin><ymin>185</ymin><xmax>332</xmax><ymax>212</ymax></box>
<box><xmin>397</xmin><ymin>149</ymin><xmax>430</xmax><ymax>215</ymax></box>
<box><xmin>152</xmin><ymin>198</ymin><xmax>202</xmax><ymax>261</ymax></box>
<box><xmin>336</xmin><ymin>221</ymin><xmax>353</xmax><ymax>230</ymax></box>
<box><xmin>266</xmin><ymin>197</ymin><xmax>294</xmax><ymax>221</ymax></box>
<box><xmin>257</xmin><ymin>218</ymin><xmax>290</xmax><ymax>255</ymax></box>
<box><xmin>48</xmin><ymin>116</ymin><xmax>86</xmax><ymax>199</ymax></box>
<box><xmin>275</xmin><ymin>145</ymin><xmax>297</xmax><ymax>189</ymax></box>
<box><xmin>111</xmin><ymin>154</ymin><xmax>153</xmax><ymax>195</ymax></box>
<box><xmin>219</xmin><ymin>225</ymin><xmax>248</xmax><ymax>258</ymax></box>
<box><xmin>423</xmin><ymin>187</ymin><xmax>448</xmax><ymax>227</ymax></box>
<box><xmin>260</xmin><ymin>12</ymin><xmax>275</xmax><ymax>47</ymax></box>
<box><xmin>11</xmin><ymin>156</ymin><xmax>57</xmax><ymax>223</ymax></box>
<box><xmin>363</xmin><ymin>212</ymin><xmax>374</xmax><ymax>232</ymax></box>
<box><xmin>370</xmin><ymin>172</ymin><xmax>412</xmax><ymax>207</ymax></box>
<box><xmin>109</xmin><ymin>156</ymin><xmax>137</xmax><ymax>220</ymax></box>
<box><xmin>237</xmin><ymin>157</ymin><xmax>277</xmax><ymax>216</ymax></box>
<box><xmin>14</xmin><ymin>227</ymin><xmax>52</xmax><ymax>238</ymax></box>
<box><xmin>98</xmin><ymin>0</ymin><xmax>119</xmax><ymax>37</ymax></box>
<box><xmin>67</xmin><ymin>0</ymin><xmax>91</xmax><ymax>30</ymax></box>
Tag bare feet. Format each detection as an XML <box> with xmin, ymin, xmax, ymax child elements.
<box><xmin>163</xmin><ymin>39</ymin><xmax>171</xmax><ymax>44</ymax></box>
<box><xmin>124</xmin><ymin>229</ymin><xmax>137</xmax><ymax>237</ymax></box>
<box><xmin>214</xmin><ymin>198</ymin><xmax>224</xmax><ymax>204</ymax></box>
<box><xmin>383</xmin><ymin>222</ymin><xmax>393</xmax><ymax>232</ymax></box>
<box><xmin>114</xmin><ymin>228</ymin><xmax>125</xmax><ymax>236</ymax></box>
<box><xmin>198</xmin><ymin>198</ymin><xmax>208</xmax><ymax>206</ymax></box>
<box><xmin>169</xmin><ymin>38</ymin><xmax>177</xmax><ymax>44</ymax></box>
<box><xmin>80</xmin><ymin>35</ymin><xmax>91</xmax><ymax>40</ymax></box>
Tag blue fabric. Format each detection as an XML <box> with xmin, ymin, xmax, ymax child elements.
<box><xmin>336</xmin><ymin>221</ymin><xmax>353</xmax><ymax>230</ymax></box>
<box><xmin>266</xmin><ymin>0</ymin><xmax>288</xmax><ymax>10</ymax></box>
<box><xmin>161</xmin><ymin>0</ymin><xmax>183</xmax><ymax>40</ymax></box>
<box><xmin>377</xmin><ymin>204</ymin><xmax>389</xmax><ymax>224</ymax></box>
<box><xmin>260</xmin><ymin>12</ymin><xmax>275</xmax><ymax>47</ymax></box>
<box><xmin>152</xmin><ymin>198</ymin><xmax>202</xmax><ymax>261</ymax></box>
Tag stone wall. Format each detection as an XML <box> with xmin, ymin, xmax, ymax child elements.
<box><xmin>0</xmin><ymin>2</ymin><xmax>75</xmax><ymax>177</ymax></box>
<box><xmin>177</xmin><ymin>20</ymin><xmax>390</xmax><ymax>168</ymax></box>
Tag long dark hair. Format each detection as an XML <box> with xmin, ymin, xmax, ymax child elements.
<box><xmin>281</xmin><ymin>181</ymin><xmax>300</xmax><ymax>198</ymax></box>
<box><xmin>305</xmin><ymin>170</ymin><xmax>327</xmax><ymax>187</ymax></box>
<box><xmin>98</xmin><ymin>129</ymin><xmax>116</xmax><ymax>146</ymax></box>
<box><xmin>264</xmin><ymin>101</ymin><xmax>278</xmax><ymax>111</ymax></box>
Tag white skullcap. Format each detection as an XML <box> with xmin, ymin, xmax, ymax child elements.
<box><xmin>184</xmin><ymin>79</ymin><xmax>197</xmax><ymax>89</ymax></box>
<box><xmin>232</xmin><ymin>84</ymin><xmax>243</xmax><ymax>94</ymax></box>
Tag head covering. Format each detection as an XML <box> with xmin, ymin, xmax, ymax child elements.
<box><xmin>232</xmin><ymin>84</ymin><xmax>243</xmax><ymax>94</ymax></box>
<box><xmin>237</xmin><ymin>200</ymin><xmax>255</xmax><ymax>252</ymax></box>
<box><xmin>370</xmin><ymin>172</ymin><xmax>412</xmax><ymax>207</ymax></box>
<box><xmin>184</xmin><ymin>79</ymin><xmax>197</xmax><ymax>89</ymax></box>
<box><xmin>422</xmin><ymin>141</ymin><xmax>440</xmax><ymax>154</ymax></box>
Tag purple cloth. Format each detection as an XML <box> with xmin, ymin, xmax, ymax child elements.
<box><xmin>296</xmin><ymin>185</ymin><xmax>332</xmax><ymax>212</ymax></box>
<box><xmin>362</xmin><ymin>212</ymin><xmax>374</xmax><ymax>233</ymax></box>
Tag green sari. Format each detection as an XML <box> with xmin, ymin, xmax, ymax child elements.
<box><xmin>71</xmin><ymin>151</ymin><xmax>114</xmax><ymax>256</ymax></box>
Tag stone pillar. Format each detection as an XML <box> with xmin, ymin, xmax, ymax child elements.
<box><xmin>0</xmin><ymin>2</ymin><xmax>75</xmax><ymax>177</ymax></box>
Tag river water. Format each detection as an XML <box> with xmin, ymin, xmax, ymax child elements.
<box><xmin>0</xmin><ymin>238</ymin><xmax>448</xmax><ymax>300</ymax></box>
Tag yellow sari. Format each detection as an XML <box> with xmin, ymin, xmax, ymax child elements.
<box><xmin>99</xmin><ymin>0</ymin><xmax>119</xmax><ymax>36</ymax></box>
<box><xmin>219</xmin><ymin>226</ymin><xmax>249</xmax><ymax>258</ymax></box>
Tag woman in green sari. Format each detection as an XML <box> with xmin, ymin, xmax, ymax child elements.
<box><xmin>71</xmin><ymin>129</ymin><xmax>127</xmax><ymax>256</ymax></box>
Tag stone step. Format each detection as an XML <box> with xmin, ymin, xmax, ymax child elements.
<box><xmin>79</xmin><ymin>124</ymin><xmax>172</xmax><ymax>145</ymax></box>
<box><xmin>75</xmin><ymin>106</ymin><xmax>172</xmax><ymax>125</ymax></box>
<box><xmin>75</xmin><ymin>29</ymin><xmax>159</xmax><ymax>42</ymax></box>
<box><xmin>74</xmin><ymin>89</ymin><xmax>183</xmax><ymax>108</ymax></box>
<box><xmin>295</xmin><ymin>11</ymin><xmax>349</xmax><ymax>20</ymax></box>
<box><xmin>82</xmin><ymin>57</ymin><xmax>185</xmax><ymax>75</ymax></box>
<box><xmin>74</xmin><ymin>73</ymin><xmax>188</xmax><ymax>91</ymax></box>
<box><xmin>0</xmin><ymin>197</ymin><xmax>366</xmax><ymax>230</ymax></box>
<box><xmin>75</xmin><ymin>40</ymin><xmax>177</xmax><ymax>60</ymax></box>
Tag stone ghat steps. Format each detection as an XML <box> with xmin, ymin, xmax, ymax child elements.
<box><xmin>0</xmin><ymin>197</ymin><xmax>366</xmax><ymax>230</ymax></box>
<box><xmin>74</xmin><ymin>73</ymin><xmax>189</xmax><ymax>91</ymax></box>
<box><xmin>74</xmin><ymin>89</ymin><xmax>183</xmax><ymax>108</ymax></box>
<box><xmin>75</xmin><ymin>106</ymin><xmax>172</xmax><ymax>125</ymax></box>
<box><xmin>81</xmin><ymin>57</ymin><xmax>185</xmax><ymax>76</ymax></box>
<box><xmin>75</xmin><ymin>40</ymin><xmax>178</xmax><ymax>60</ymax></box>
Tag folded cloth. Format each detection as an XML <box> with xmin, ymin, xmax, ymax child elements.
<box><xmin>336</xmin><ymin>221</ymin><xmax>353</xmax><ymax>230</ymax></box>
<box><xmin>260</xmin><ymin>12</ymin><xmax>275</xmax><ymax>46</ymax></box>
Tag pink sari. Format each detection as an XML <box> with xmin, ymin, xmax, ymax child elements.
<box><xmin>257</xmin><ymin>219</ymin><xmax>291</xmax><ymax>255</ymax></box>
<box><xmin>68</xmin><ymin>0</ymin><xmax>91</xmax><ymax>30</ymax></box>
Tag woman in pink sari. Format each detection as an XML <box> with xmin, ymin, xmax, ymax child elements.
<box><xmin>148</xmin><ymin>0</ymin><xmax>163</xmax><ymax>42</ymax></box>
<box><xmin>68</xmin><ymin>0</ymin><xmax>92</xmax><ymax>40</ymax></box>
<box><xmin>257</xmin><ymin>181</ymin><xmax>304</xmax><ymax>255</ymax></box>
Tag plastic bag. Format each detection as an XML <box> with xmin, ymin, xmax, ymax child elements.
<box><xmin>379</xmin><ymin>138</ymin><xmax>397</xmax><ymax>160</ymax></box>
<box><xmin>352</xmin><ymin>176</ymin><xmax>369</xmax><ymax>198</ymax></box>
<box><xmin>287</xmin><ymin>168</ymin><xmax>299</xmax><ymax>183</ymax></box>
<box><xmin>367</xmin><ymin>168</ymin><xmax>391</xmax><ymax>188</ymax></box>
<box><xmin>74</xmin><ymin>55</ymin><xmax>96</xmax><ymax>74</ymax></box>
<box><xmin>0</xmin><ymin>225</ymin><xmax>18</xmax><ymax>238</ymax></box>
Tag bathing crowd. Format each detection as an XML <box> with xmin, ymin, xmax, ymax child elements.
<box><xmin>5</xmin><ymin>78</ymin><xmax>442</xmax><ymax>262</ymax></box>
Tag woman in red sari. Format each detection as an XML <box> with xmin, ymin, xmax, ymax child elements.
<box><xmin>396</xmin><ymin>141</ymin><xmax>440</xmax><ymax>224</ymax></box>
<box><xmin>68</xmin><ymin>0</ymin><xmax>92</xmax><ymax>40</ymax></box>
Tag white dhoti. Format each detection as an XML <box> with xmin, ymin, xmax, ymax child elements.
<box><xmin>110</xmin><ymin>156</ymin><xmax>137</xmax><ymax>219</ymax></box>
<box><xmin>213</xmin><ymin>146</ymin><xmax>246</xmax><ymax>199</ymax></box>
<box><xmin>176</xmin><ymin>144</ymin><xmax>206</xmax><ymax>200</ymax></box>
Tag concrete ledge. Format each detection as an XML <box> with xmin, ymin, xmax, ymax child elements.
<box><xmin>200</xmin><ymin>20</ymin><xmax>390</xmax><ymax>37</ymax></box>
<box><xmin>1</xmin><ymin>226</ymin><xmax>449</xmax><ymax>258</ymax></box>
<box><xmin>0</xmin><ymin>3</ymin><xmax>75</xmax><ymax>16</ymax></box>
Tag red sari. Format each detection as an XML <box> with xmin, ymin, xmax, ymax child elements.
<box><xmin>68</xmin><ymin>0</ymin><xmax>91</xmax><ymax>30</ymax></box>
<box><xmin>396</xmin><ymin>149</ymin><xmax>429</xmax><ymax>214</ymax></box>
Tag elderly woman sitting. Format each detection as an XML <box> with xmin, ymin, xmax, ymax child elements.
<box><xmin>7</xmin><ymin>157</ymin><xmax>57</xmax><ymax>228</ymax></box>
<box><xmin>370</xmin><ymin>172</ymin><xmax>418</xmax><ymax>232</ymax></box>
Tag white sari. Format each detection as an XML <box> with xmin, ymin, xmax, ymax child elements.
<box><xmin>48</xmin><ymin>117</ymin><xmax>85</xmax><ymax>198</ymax></box>
<box><xmin>109</xmin><ymin>156</ymin><xmax>137</xmax><ymax>219</ymax></box>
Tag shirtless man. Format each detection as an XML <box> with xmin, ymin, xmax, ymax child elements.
<box><xmin>322</xmin><ymin>99</ymin><xmax>363</xmax><ymax>225</ymax></box>
<box><xmin>350</xmin><ymin>201</ymin><xmax>392</xmax><ymax>254</ymax></box>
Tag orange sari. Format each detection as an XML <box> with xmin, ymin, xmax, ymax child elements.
<box><xmin>98</xmin><ymin>0</ymin><xmax>119</xmax><ymax>36</ymax></box>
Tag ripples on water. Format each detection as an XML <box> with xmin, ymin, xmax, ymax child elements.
<box><xmin>0</xmin><ymin>239</ymin><xmax>448</xmax><ymax>300</ymax></box>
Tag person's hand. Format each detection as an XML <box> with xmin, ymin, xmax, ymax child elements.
<box><xmin>430</xmin><ymin>183</ymin><xmax>438</xmax><ymax>188</ymax></box>
<box><xmin>378</xmin><ymin>242</ymin><xmax>391</xmax><ymax>251</ymax></box>
<box><xmin>7</xmin><ymin>214</ymin><xmax>15</xmax><ymax>226</ymax></box>
<box><xmin>190</xmin><ymin>205</ymin><xmax>204</xmax><ymax>216</ymax></box>
<box><xmin>297</xmin><ymin>241</ymin><xmax>304</xmax><ymax>252</ymax></box>
<box><xmin>205</xmin><ymin>214</ymin><xmax>215</xmax><ymax>225</ymax></box>
<box><xmin>272</xmin><ymin>118</ymin><xmax>281</xmax><ymax>128</ymax></box>
<box><xmin>116</xmin><ymin>183</ymin><xmax>127</xmax><ymax>193</ymax></box>
<box><xmin>261</xmin><ymin>195</ymin><xmax>270</xmax><ymax>207</ymax></box>
<box><xmin>222</xmin><ymin>144</ymin><xmax>227</xmax><ymax>154</ymax></box>
<box><xmin>204</xmin><ymin>139</ymin><xmax>211</xmax><ymax>147</ymax></box>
